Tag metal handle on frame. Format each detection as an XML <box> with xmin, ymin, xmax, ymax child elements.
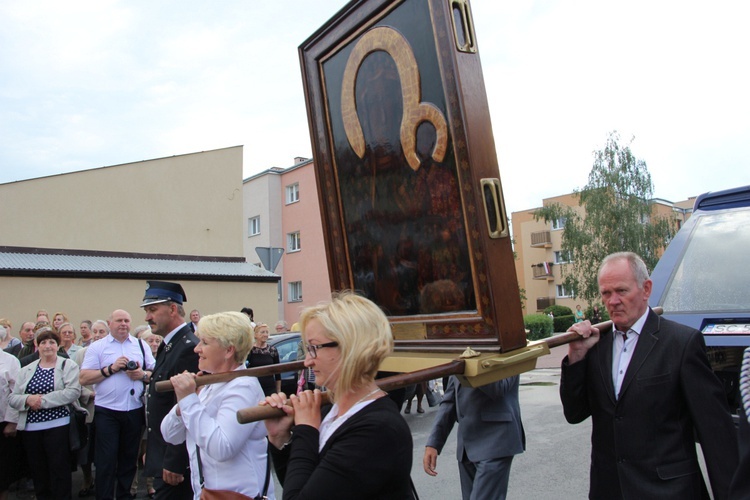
<box><xmin>480</xmin><ymin>178</ymin><xmax>509</xmax><ymax>238</ymax></box>
<box><xmin>450</xmin><ymin>0</ymin><xmax>477</xmax><ymax>53</ymax></box>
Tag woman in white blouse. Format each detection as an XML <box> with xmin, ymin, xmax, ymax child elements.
<box><xmin>161</xmin><ymin>311</ymin><xmax>273</xmax><ymax>500</ymax></box>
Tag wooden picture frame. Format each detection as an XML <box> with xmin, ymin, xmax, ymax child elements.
<box><xmin>299</xmin><ymin>0</ymin><xmax>526</xmax><ymax>353</ymax></box>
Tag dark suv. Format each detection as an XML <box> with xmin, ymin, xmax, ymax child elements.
<box><xmin>649</xmin><ymin>185</ymin><xmax>750</xmax><ymax>420</ymax></box>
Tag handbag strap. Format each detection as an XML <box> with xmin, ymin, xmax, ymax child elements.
<box><xmin>261</xmin><ymin>440</ymin><xmax>271</xmax><ymax>497</ymax></box>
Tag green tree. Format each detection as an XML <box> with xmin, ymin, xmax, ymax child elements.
<box><xmin>534</xmin><ymin>131</ymin><xmax>677</xmax><ymax>303</ymax></box>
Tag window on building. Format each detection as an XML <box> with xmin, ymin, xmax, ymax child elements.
<box><xmin>286</xmin><ymin>183</ymin><xmax>300</xmax><ymax>204</ymax></box>
<box><xmin>554</xmin><ymin>250</ymin><xmax>573</xmax><ymax>264</ymax></box>
<box><xmin>288</xmin><ymin>281</ymin><xmax>302</xmax><ymax>302</ymax></box>
<box><xmin>287</xmin><ymin>231</ymin><xmax>301</xmax><ymax>253</ymax></box>
<box><xmin>248</xmin><ymin>216</ymin><xmax>260</xmax><ymax>237</ymax></box>
<box><xmin>551</xmin><ymin>217</ymin><xmax>567</xmax><ymax>230</ymax></box>
<box><xmin>556</xmin><ymin>284</ymin><xmax>573</xmax><ymax>298</ymax></box>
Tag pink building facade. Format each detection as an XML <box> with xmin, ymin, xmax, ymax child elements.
<box><xmin>243</xmin><ymin>158</ymin><xmax>331</xmax><ymax>326</ymax></box>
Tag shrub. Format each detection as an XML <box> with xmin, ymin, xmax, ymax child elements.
<box><xmin>524</xmin><ymin>314</ymin><xmax>554</xmax><ymax>341</ymax></box>
<box><xmin>554</xmin><ymin>314</ymin><xmax>576</xmax><ymax>333</ymax></box>
<box><xmin>543</xmin><ymin>305</ymin><xmax>573</xmax><ymax>317</ymax></box>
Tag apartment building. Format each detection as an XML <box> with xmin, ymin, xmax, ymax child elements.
<box><xmin>243</xmin><ymin>158</ymin><xmax>331</xmax><ymax>325</ymax></box>
<box><xmin>512</xmin><ymin>193</ymin><xmax>694</xmax><ymax>316</ymax></box>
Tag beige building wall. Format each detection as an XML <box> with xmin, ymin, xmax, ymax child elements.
<box><xmin>3</xmin><ymin>276</ymin><xmax>278</xmax><ymax>334</ymax></box>
<box><xmin>1</xmin><ymin>146</ymin><xmax>281</xmax><ymax>334</ymax></box>
<box><xmin>1</xmin><ymin>146</ymin><xmax>244</xmax><ymax>257</ymax></box>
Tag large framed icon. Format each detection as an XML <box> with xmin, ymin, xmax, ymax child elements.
<box><xmin>300</xmin><ymin>0</ymin><xmax>526</xmax><ymax>353</ymax></box>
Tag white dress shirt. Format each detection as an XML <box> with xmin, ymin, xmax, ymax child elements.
<box><xmin>81</xmin><ymin>334</ymin><xmax>155</xmax><ymax>411</ymax></box>
<box><xmin>161</xmin><ymin>366</ymin><xmax>273</xmax><ymax>500</ymax></box>
<box><xmin>612</xmin><ymin>308</ymin><xmax>650</xmax><ymax>398</ymax></box>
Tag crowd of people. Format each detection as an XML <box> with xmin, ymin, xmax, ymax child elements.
<box><xmin>2</xmin><ymin>253</ymin><xmax>750</xmax><ymax>499</ymax></box>
<box><xmin>0</xmin><ymin>309</ymin><xmax>166</xmax><ymax>500</ymax></box>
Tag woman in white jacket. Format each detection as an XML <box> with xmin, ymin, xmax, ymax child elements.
<box><xmin>161</xmin><ymin>312</ymin><xmax>273</xmax><ymax>500</ymax></box>
<box><xmin>9</xmin><ymin>327</ymin><xmax>82</xmax><ymax>500</ymax></box>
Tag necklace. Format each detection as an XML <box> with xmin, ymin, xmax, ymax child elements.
<box><xmin>331</xmin><ymin>387</ymin><xmax>382</xmax><ymax>422</ymax></box>
<box><xmin>353</xmin><ymin>387</ymin><xmax>382</xmax><ymax>407</ymax></box>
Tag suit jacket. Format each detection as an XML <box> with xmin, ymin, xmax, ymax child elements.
<box><xmin>145</xmin><ymin>324</ymin><xmax>199</xmax><ymax>478</ymax></box>
<box><xmin>560</xmin><ymin>309</ymin><xmax>738</xmax><ymax>500</ymax></box>
<box><xmin>426</xmin><ymin>375</ymin><xmax>525</xmax><ymax>463</ymax></box>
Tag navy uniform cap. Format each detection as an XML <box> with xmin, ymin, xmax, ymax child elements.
<box><xmin>140</xmin><ymin>281</ymin><xmax>187</xmax><ymax>307</ymax></box>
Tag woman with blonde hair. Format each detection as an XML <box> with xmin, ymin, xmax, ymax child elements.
<box><xmin>263</xmin><ymin>292</ymin><xmax>414</xmax><ymax>499</ymax></box>
<box><xmin>51</xmin><ymin>312</ymin><xmax>69</xmax><ymax>333</ymax></box>
<box><xmin>246</xmin><ymin>323</ymin><xmax>281</xmax><ymax>396</ymax></box>
<box><xmin>161</xmin><ymin>312</ymin><xmax>274</xmax><ymax>500</ymax></box>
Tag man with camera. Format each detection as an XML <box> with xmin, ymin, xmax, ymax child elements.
<box><xmin>80</xmin><ymin>309</ymin><xmax>155</xmax><ymax>500</ymax></box>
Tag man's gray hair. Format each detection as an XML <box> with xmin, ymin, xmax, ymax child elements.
<box><xmin>599</xmin><ymin>251</ymin><xmax>650</xmax><ymax>288</ymax></box>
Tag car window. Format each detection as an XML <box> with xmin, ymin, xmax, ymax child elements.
<box><xmin>662</xmin><ymin>208</ymin><xmax>750</xmax><ymax>313</ymax></box>
<box><xmin>275</xmin><ymin>338</ymin><xmax>300</xmax><ymax>363</ymax></box>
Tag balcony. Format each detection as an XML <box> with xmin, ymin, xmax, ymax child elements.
<box><xmin>531</xmin><ymin>230</ymin><xmax>552</xmax><ymax>247</ymax></box>
<box><xmin>531</xmin><ymin>262</ymin><xmax>554</xmax><ymax>280</ymax></box>
<box><xmin>537</xmin><ymin>296</ymin><xmax>555</xmax><ymax>311</ymax></box>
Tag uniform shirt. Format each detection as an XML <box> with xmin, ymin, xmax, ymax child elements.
<box><xmin>81</xmin><ymin>333</ymin><xmax>155</xmax><ymax>411</ymax></box>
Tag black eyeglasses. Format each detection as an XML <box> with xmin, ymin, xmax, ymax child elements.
<box><xmin>305</xmin><ymin>341</ymin><xmax>338</xmax><ymax>358</ymax></box>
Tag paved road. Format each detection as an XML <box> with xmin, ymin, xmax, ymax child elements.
<box><xmin>406</xmin><ymin>366</ymin><xmax>591</xmax><ymax>499</ymax></box>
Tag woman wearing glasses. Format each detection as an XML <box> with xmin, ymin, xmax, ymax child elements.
<box><xmin>262</xmin><ymin>292</ymin><xmax>414</xmax><ymax>499</ymax></box>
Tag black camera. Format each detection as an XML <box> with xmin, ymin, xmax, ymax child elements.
<box><xmin>126</xmin><ymin>360</ymin><xmax>139</xmax><ymax>371</ymax></box>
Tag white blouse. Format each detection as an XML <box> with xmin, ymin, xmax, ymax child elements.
<box><xmin>161</xmin><ymin>368</ymin><xmax>274</xmax><ymax>500</ymax></box>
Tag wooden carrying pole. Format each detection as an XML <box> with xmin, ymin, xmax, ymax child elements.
<box><xmin>233</xmin><ymin>307</ymin><xmax>663</xmax><ymax>424</ymax></box>
<box><xmin>153</xmin><ymin>361</ymin><xmax>306</xmax><ymax>393</ymax></box>
<box><xmin>235</xmin><ymin>360</ymin><xmax>466</xmax><ymax>424</ymax></box>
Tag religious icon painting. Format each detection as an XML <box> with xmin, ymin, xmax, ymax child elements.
<box><xmin>300</xmin><ymin>0</ymin><xmax>526</xmax><ymax>353</ymax></box>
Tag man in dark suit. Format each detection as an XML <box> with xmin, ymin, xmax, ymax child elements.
<box><xmin>187</xmin><ymin>309</ymin><xmax>200</xmax><ymax>333</ymax></box>
<box><xmin>142</xmin><ymin>281</ymin><xmax>199</xmax><ymax>499</ymax></box>
<box><xmin>560</xmin><ymin>252</ymin><xmax>738</xmax><ymax>499</ymax></box>
<box><xmin>423</xmin><ymin>375</ymin><xmax>525</xmax><ymax>499</ymax></box>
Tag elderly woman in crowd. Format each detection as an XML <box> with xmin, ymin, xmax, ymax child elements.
<box><xmin>9</xmin><ymin>328</ymin><xmax>83</xmax><ymax>500</ymax></box>
<box><xmin>59</xmin><ymin>322</ymin><xmax>82</xmax><ymax>357</ymax></box>
<box><xmin>161</xmin><ymin>312</ymin><xmax>274</xmax><ymax>500</ymax></box>
<box><xmin>247</xmin><ymin>323</ymin><xmax>281</xmax><ymax>396</ymax></box>
<box><xmin>141</xmin><ymin>330</ymin><xmax>163</xmax><ymax>357</ymax></box>
<box><xmin>263</xmin><ymin>292</ymin><xmax>414</xmax><ymax>499</ymax></box>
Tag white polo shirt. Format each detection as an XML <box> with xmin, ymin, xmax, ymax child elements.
<box><xmin>81</xmin><ymin>334</ymin><xmax>156</xmax><ymax>411</ymax></box>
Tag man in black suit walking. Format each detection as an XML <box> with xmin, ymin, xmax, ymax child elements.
<box><xmin>141</xmin><ymin>281</ymin><xmax>199</xmax><ymax>499</ymax></box>
<box><xmin>560</xmin><ymin>252</ymin><xmax>738</xmax><ymax>499</ymax></box>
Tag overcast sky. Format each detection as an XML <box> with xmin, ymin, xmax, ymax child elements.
<box><xmin>2</xmin><ymin>1</ymin><xmax>749</xmax><ymax>215</ymax></box>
